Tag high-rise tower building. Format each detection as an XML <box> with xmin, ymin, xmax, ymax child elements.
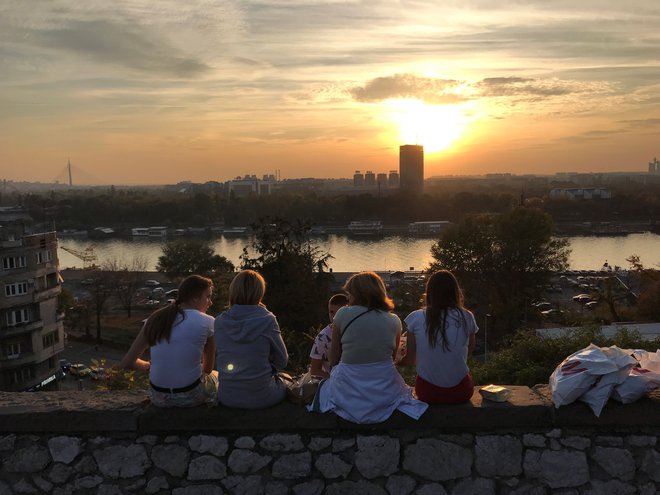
<box><xmin>399</xmin><ymin>145</ymin><xmax>424</xmax><ymax>193</ymax></box>
<box><xmin>388</xmin><ymin>170</ymin><xmax>400</xmax><ymax>188</ymax></box>
<box><xmin>0</xmin><ymin>208</ymin><xmax>64</xmax><ymax>391</ymax></box>
<box><xmin>353</xmin><ymin>170</ymin><xmax>364</xmax><ymax>187</ymax></box>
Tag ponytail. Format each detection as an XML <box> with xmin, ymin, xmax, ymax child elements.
<box><xmin>143</xmin><ymin>302</ymin><xmax>182</xmax><ymax>345</ymax></box>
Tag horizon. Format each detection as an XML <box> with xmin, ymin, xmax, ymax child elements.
<box><xmin>3</xmin><ymin>166</ymin><xmax>657</xmax><ymax>189</ymax></box>
<box><xmin>1</xmin><ymin>1</ymin><xmax>659</xmax><ymax>185</ymax></box>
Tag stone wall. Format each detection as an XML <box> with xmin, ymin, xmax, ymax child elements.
<box><xmin>1</xmin><ymin>386</ymin><xmax>659</xmax><ymax>494</ymax></box>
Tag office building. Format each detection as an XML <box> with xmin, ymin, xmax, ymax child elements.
<box><xmin>650</xmin><ymin>157</ymin><xmax>659</xmax><ymax>174</ymax></box>
<box><xmin>399</xmin><ymin>145</ymin><xmax>424</xmax><ymax>193</ymax></box>
<box><xmin>388</xmin><ymin>170</ymin><xmax>400</xmax><ymax>188</ymax></box>
<box><xmin>0</xmin><ymin>207</ymin><xmax>64</xmax><ymax>391</ymax></box>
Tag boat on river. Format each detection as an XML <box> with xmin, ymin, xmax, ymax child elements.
<box><xmin>348</xmin><ymin>220</ymin><xmax>383</xmax><ymax>236</ymax></box>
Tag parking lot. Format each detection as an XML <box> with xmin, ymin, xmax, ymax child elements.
<box><xmin>57</xmin><ymin>339</ymin><xmax>128</xmax><ymax>391</ymax></box>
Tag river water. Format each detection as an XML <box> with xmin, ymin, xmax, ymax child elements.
<box><xmin>57</xmin><ymin>232</ymin><xmax>660</xmax><ymax>273</ymax></box>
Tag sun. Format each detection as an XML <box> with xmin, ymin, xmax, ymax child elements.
<box><xmin>385</xmin><ymin>99</ymin><xmax>468</xmax><ymax>153</ymax></box>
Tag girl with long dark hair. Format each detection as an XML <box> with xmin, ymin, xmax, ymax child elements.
<box><xmin>119</xmin><ymin>275</ymin><xmax>218</xmax><ymax>407</ymax></box>
<box><xmin>398</xmin><ymin>270</ymin><xmax>478</xmax><ymax>404</ymax></box>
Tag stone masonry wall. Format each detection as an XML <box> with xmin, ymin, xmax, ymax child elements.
<box><xmin>1</xmin><ymin>386</ymin><xmax>658</xmax><ymax>494</ymax></box>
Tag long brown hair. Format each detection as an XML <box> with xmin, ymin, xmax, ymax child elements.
<box><xmin>424</xmin><ymin>270</ymin><xmax>466</xmax><ymax>351</ymax></box>
<box><xmin>343</xmin><ymin>271</ymin><xmax>394</xmax><ymax>311</ymax></box>
<box><xmin>143</xmin><ymin>275</ymin><xmax>213</xmax><ymax>345</ymax></box>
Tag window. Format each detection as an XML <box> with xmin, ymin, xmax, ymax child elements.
<box><xmin>6</xmin><ymin>308</ymin><xmax>29</xmax><ymax>327</ymax></box>
<box><xmin>42</xmin><ymin>331</ymin><xmax>59</xmax><ymax>347</ymax></box>
<box><xmin>9</xmin><ymin>366</ymin><xmax>34</xmax><ymax>384</ymax></box>
<box><xmin>3</xmin><ymin>342</ymin><xmax>21</xmax><ymax>359</ymax></box>
<box><xmin>2</xmin><ymin>256</ymin><xmax>27</xmax><ymax>270</ymax></box>
<box><xmin>36</xmin><ymin>251</ymin><xmax>52</xmax><ymax>264</ymax></box>
<box><xmin>4</xmin><ymin>281</ymin><xmax>28</xmax><ymax>297</ymax></box>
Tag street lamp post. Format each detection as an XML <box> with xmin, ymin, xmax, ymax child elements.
<box><xmin>484</xmin><ymin>314</ymin><xmax>492</xmax><ymax>363</ymax></box>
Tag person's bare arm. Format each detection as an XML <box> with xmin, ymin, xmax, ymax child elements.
<box><xmin>468</xmin><ymin>333</ymin><xmax>476</xmax><ymax>358</ymax></box>
<box><xmin>310</xmin><ymin>358</ymin><xmax>329</xmax><ymax>378</ymax></box>
<box><xmin>118</xmin><ymin>327</ymin><xmax>150</xmax><ymax>372</ymax></box>
<box><xmin>202</xmin><ymin>335</ymin><xmax>216</xmax><ymax>374</ymax></box>
<box><xmin>392</xmin><ymin>326</ymin><xmax>401</xmax><ymax>362</ymax></box>
<box><xmin>397</xmin><ymin>331</ymin><xmax>417</xmax><ymax>366</ymax></box>
<box><xmin>328</xmin><ymin>323</ymin><xmax>342</xmax><ymax>367</ymax></box>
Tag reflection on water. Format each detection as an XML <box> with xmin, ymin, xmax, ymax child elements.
<box><xmin>57</xmin><ymin>233</ymin><xmax>660</xmax><ymax>273</ymax></box>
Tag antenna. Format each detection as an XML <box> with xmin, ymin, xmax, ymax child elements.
<box><xmin>68</xmin><ymin>159</ymin><xmax>73</xmax><ymax>187</ymax></box>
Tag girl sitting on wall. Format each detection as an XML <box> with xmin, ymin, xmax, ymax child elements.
<box><xmin>214</xmin><ymin>270</ymin><xmax>289</xmax><ymax>409</ymax></box>
<box><xmin>397</xmin><ymin>270</ymin><xmax>478</xmax><ymax>404</ymax></box>
<box><xmin>119</xmin><ymin>275</ymin><xmax>218</xmax><ymax>407</ymax></box>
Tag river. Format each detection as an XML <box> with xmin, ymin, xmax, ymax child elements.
<box><xmin>57</xmin><ymin>232</ymin><xmax>660</xmax><ymax>273</ymax></box>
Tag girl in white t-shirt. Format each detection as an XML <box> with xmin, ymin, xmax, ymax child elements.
<box><xmin>397</xmin><ymin>270</ymin><xmax>479</xmax><ymax>404</ymax></box>
<box><xmin>119</xmin><ymin>275</ymin><xmax>218</xmax><ymax>407</ymax></box>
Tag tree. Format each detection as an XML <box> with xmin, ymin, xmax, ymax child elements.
<box><xmin>157</xmin><ymin>240</ymin><xmax>234</xmax><ymax>280</ymax></box>
<box><xmin>82</xmin><ymin>271</ymin><xmax>114</xmax><ymax>343</ymax></box>
<box><xmin>429</xmin><ymin>207</ymin><xmax>570</xmax><ymax>342</ymax></box>
<box><xmin>104</xmin><ymin>256</ymin><xmax>148</xmax><ymax>318</ymax></box>
<box><xmin>626</xmin><ymin>255</ymin><xmax>660</xmax><ymax>321</ymax></box>
<box><xmin>241</xmin><ymin>217</ymin><xmax>334</xmax><ymax>370</ymax></box>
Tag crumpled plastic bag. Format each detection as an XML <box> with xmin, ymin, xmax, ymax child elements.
<box><xmin>611</xmin><ymin>349</ymin><xmax>660</xmax><ymax>404</ymax></box>
<box><xmin>549</xmin><ymin>344</ymin><xmax>637</xmax><ymax>415</ymax></box>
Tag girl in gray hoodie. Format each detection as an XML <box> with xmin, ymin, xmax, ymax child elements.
<box><xmin>215</xmin><ymin>270</ymin><xmax>288</xmax><ymax>409</ymax></box>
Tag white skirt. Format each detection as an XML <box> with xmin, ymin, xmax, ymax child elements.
<box><xmin>309</xmin><ymin>360</ymin><xmax>428</xmax><ymax>424</ymax></box>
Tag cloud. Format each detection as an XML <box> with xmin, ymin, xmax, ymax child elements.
<box><xmin>350</xmin><ymin>74</ymin><xmax>462</xmax><ymax>104</ymax></box>
<box><xmin>36</xmin><ymin>20</ymin><xmax>210</xmax><ymax>77</ymax></box>
<box><xmin>350</xmin><ymin>73</ymin><xmax>613</xmax><ymax>108</ymax></box>
<box><xmin>477</xmin><ymin>77</ymin><xmax>607</xmax><ymax>98</ymax></box>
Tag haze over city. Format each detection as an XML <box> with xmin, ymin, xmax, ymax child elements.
<box><xmin>1</xmin><ymin>1</ymin><xmax>659</xmax><ymax>185</ymax></box>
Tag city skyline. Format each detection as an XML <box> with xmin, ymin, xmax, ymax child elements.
<box><xmin>1</xmin><ymin>1</ymin><xmax>659</xmax><ymax>185</ymax></box>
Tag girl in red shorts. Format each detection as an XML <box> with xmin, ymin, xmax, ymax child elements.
<box><xmin>397</xmin><ymin>270</ymin><xmax>478</xmax><ymax>404</ymax></box>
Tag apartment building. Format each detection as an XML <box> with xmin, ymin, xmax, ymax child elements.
<box><xmin>0</xmin><ymin>207</ymin><xmax>64</xmax><ymax>391</ymax></box>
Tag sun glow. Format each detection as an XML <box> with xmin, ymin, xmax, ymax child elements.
<box><xmin>386</xmin><ymin>99</ymin><xmax>469</xmax><ymax>153</ymax></box>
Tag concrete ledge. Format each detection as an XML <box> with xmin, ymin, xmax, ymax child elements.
<box><xmin>0</xmin><ymin>391</ymin><xmax>146</xmax><ymax>433</ymax></box>
<box><xmin>534</xmin><ymin>384</ymin><xmax>660</xmax><ymax>428</ymax></box>
<box><xmin>1</xmin><ymin>386</ymin><xmax>658</xmax><ymax>434</ymax></box>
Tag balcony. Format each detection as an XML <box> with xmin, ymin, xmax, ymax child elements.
<box><xmin>33</xmin><ymin>285</ymin><xmax>61</xmax><ymax>303</ymax></box>
<box><xmin>0</xmin><ymin>293</ymin><xmax>32</xmax><ymax>309</ymax></box>
<box><xmin>0</xmin><ymin>351</ymin><xmax>37</xmax><ymax>368</ymax></box>
<box><xmin>0</xmin><ymin>319</ymin><xmax>43</xmax><ymax>337</ymax></box>
<box><xmin>0</xmin><ymin>239</ymin><xmax>22</xmax><ymax>249</ymax></box>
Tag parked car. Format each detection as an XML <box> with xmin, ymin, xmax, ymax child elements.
<box><xmin>541</xmin><ymin>309</ymin><xmax>562</xmax><ymax>318</ymax></box>
<box><xmin>165</xmin><ymin>289</ymin><xmax>179</xmax><ymax>298</ymax></box>
<box><xmin>152</xmin><ymin>287</ymin><xmax>165</xmax><ymax>298</ymax></box>
<box><xmin>69</xmin><ymin>364</ymin><xmax>91</xmax><ymax>377</ymax></box>
<box><xmin>572</xmin><ymin>294</ymin><xmax>592</xmax><ymax>304</ymax></box>
<box><xmin>534</xmin><ymin>301</ymin><xmax>553</xmax><ymax>312</ymax></box>
<box><xmin>584</xmin><ymin>301</ymin><xmax>599</xmax><ymax>310</ymax></box>
<box><xmin>144</xmin><ymin>280</ymin><xmax>161</xmax><ymax>287</ymax></box>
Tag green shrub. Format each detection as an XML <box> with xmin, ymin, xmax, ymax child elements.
<box><xmin>471</xmin><ymin>326</ymin><xmax>659</xmax><ymax>387</ymax></box>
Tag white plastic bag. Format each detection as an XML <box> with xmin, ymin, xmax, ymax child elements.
<box><xmin>549</xmin><ymin>344</ymin><xmax>636</xmax><ymax>410</ymax></box>
<box><xmin>611</xmin><ymin>368</ymin><xmax>660</xmax><ymax>403</ymax></box>
<box><xmin>637</xmin><ymin>349</ymin><xmax>660</xmax><ymax>372</ymax></box>
<box><xmin>580</xmin><ymin>366</ymin><xmax>633</xmax><ymax>416</ymax></box>
<box><xmin>611</xmin><ymin>349</ymin><xmax>660</xmax><ymax>404</ymax></box>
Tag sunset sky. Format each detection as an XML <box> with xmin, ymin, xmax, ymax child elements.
<box><xmin>1</xmin><ymin>1</ymin><xmax>659</xmax><ymax>185</ymax></box>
